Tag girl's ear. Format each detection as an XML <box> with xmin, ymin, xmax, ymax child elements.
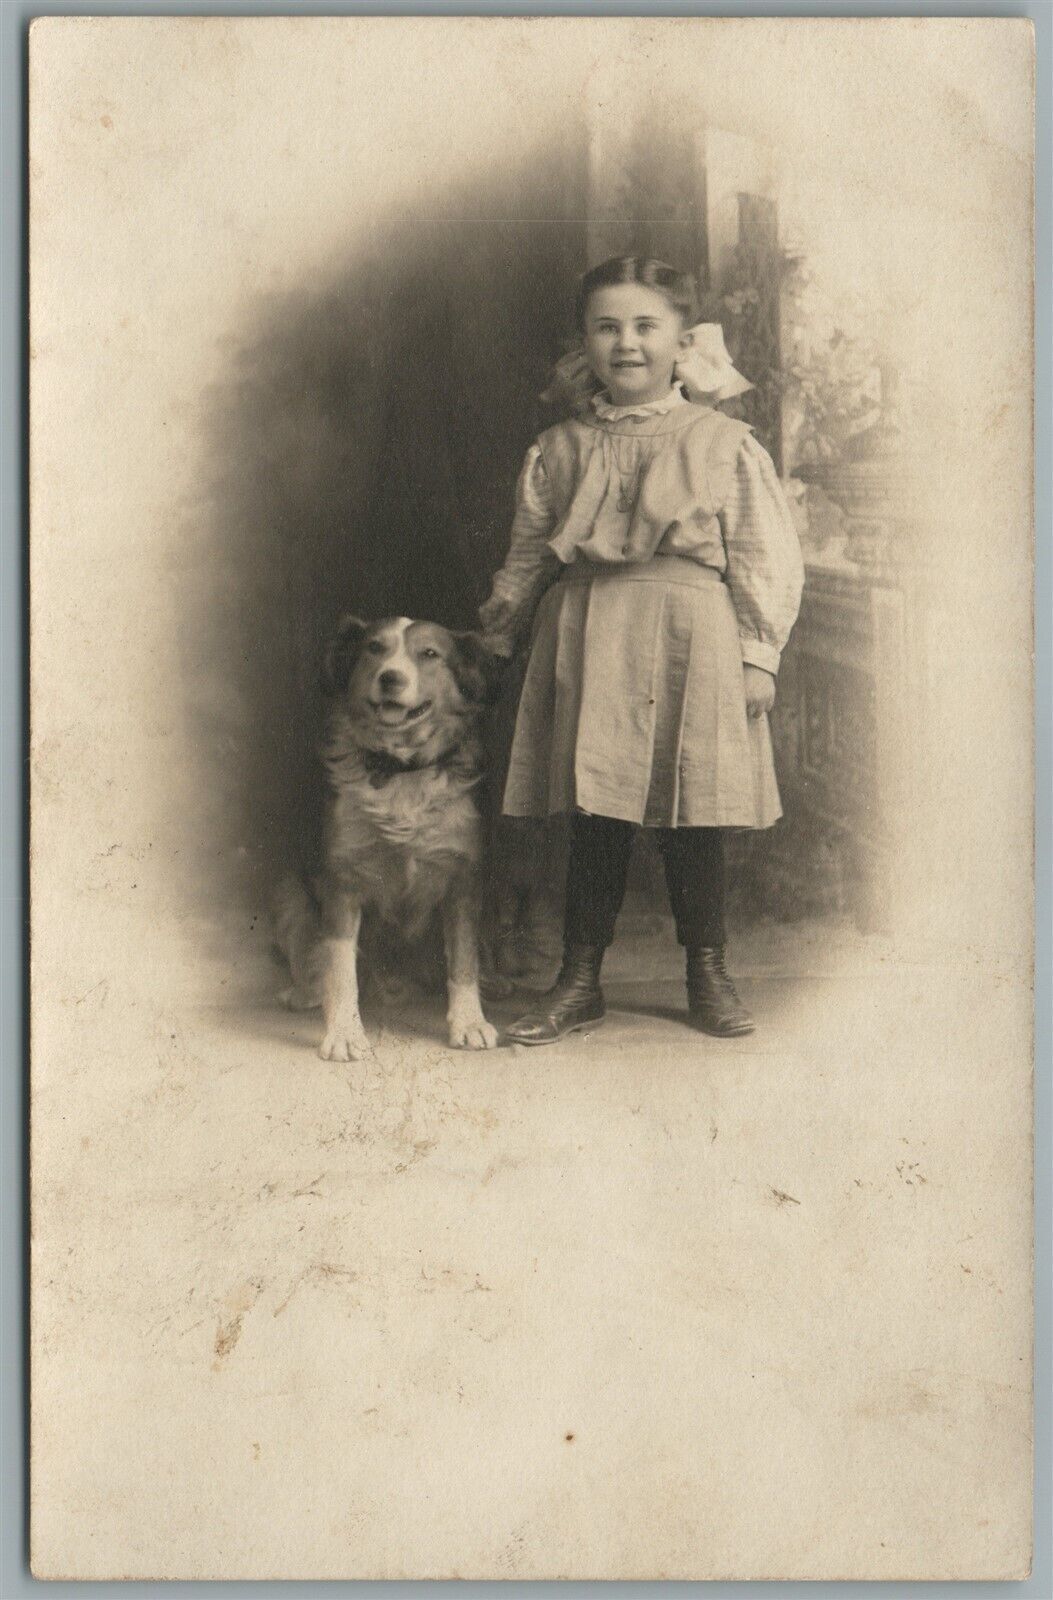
<box><xmin>450</xmin><ymin>631</ymin><xmax>504</xmax><ymax>708</ymax></box>
<box><xmin>321</xmin><ymin>615</ymin><xmax>368</xmax><ymax>698</ymax></box>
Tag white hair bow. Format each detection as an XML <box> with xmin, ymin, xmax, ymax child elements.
<box><xmin>674</xmin><ymin>324</ymin><xmax>753</xmax><ymax>403</ymax></box>
<box><xmin>540</xmin><ymin>323</ymin><xmax>752</xmax><ymax>412</ymax></box>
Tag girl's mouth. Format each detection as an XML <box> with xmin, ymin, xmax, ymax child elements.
<box><xmin>369</xmin><ymin>698</ymin><xmax>433</xmax><ymax>728</ymax></box>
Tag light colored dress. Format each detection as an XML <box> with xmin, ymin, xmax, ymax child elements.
<box><xmin>480</xmin><ymin>388</ymin><xmax>804</xmax><ymax>829</ymax></box>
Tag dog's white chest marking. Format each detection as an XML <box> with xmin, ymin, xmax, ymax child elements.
<box><xmin>329</xmin><ymin>765</ymin><xmax>480</xmax><ymax>931</ymax></box>
<box><xmin>361</xmin><ymin>766</ymin><xmax>475</xmax><ymax>845</ymax></box>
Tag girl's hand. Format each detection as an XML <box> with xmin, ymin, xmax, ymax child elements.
<box><xmin>479</xmin><ymin>593</ymin><xmax>513</xmax><ymax>629</ymax></box>
<box><xmin>477</xmin><ymin>597</ymin><xmax>516</xmax><ymax>663</ymax></box>
<box><xmin>743</xmin><ymin>665</ymin><xmax>776</xmax><ymax>718</ymax></box>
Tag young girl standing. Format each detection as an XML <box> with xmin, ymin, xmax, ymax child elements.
<box><xmin>479</xmin><ymin>256</ymin><xmax>804</xmax><ymax>1044</ymax></box>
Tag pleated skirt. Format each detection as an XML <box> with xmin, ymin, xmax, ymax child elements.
<box><xmin>502</xmin><ymin>555</ymin><xmax>782</xmax><ymax>829</ymax></box>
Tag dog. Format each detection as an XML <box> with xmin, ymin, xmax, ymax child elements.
<box><xmin>275</xmin><ymin>614</ymin><xmax>503</xmax><ymax>1061</ymax></box>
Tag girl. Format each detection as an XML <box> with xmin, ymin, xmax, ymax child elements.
<box><xmin>479</xmin><ymin>256</ymin><xmax>804</xmax><ymax>1044</ymax></box>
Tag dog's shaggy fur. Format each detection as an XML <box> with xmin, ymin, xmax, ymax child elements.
<box><xmin>274</xmin><ymin>614</ymin><xmax>502</xmax><ymax>1060</ymax></box>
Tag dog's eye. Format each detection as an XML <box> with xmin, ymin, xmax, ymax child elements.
<box><xmin>419</xmin><ymin>647</ymin><xmax>441</xmax><ymax>660</ymax></box>
<box><xmin>366</xmin><ymin>640</ymin><xmax>386</xmax><ymax>655</ymax></box>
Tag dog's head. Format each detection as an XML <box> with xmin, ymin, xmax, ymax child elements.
<box><xmin>322</xmin><ymin>615</ymin><xmax>502</xmax><ymax>759</ymax></box>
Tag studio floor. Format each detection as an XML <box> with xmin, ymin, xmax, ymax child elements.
<box><xmin>31</xmin><ymin>909</ymin><xmax>1033</xmax><ymax>1580</ymax></box>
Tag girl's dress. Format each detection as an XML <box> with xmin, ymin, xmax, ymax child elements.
<box><xmin>480</xmin><ymin>388</ymin><xmax>804</xmax><ymax>830</ymax></box>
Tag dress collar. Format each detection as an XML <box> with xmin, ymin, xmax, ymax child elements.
<box><xmin>591</xmin><ymin>385</ymin><xmax>688</xmax><ymax>422</ymax></box>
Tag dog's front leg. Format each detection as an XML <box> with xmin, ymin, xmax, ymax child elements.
<box><xmin>320</xmin><ymin>886</ymin><xmax>372</xmax><ymax>1062</ymax></box>
<box><xmin>443</xmin><ymin>880</ymin><xmax>498</xmax><ymax>1050</ymax></box>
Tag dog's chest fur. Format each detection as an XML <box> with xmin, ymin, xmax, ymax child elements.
<box><xmin>326</xmin><ymin>760</ymin><xmax>482</xmax><ymax>930</ymax></box>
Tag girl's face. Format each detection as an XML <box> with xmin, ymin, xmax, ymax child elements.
<box><xmin>583</xmin><ymin>284</ymin><xmax>691</xmax><ymax>406</ymax></box>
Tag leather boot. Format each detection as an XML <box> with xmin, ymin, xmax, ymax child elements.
<box><xmin>686</xmin><ymin>946</ymin><xmax>754</xmax><ymax>1037</ymax></box>
<box><xmin>505</xmin><ymin>944</ymin><xmax>606</xmax><ymax>1046</ymax></box>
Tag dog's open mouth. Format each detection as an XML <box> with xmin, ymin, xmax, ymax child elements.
<box><xmin>369</xmin><ymin>698</ymin><xmax>433</xmax><ymax>728</ymax></box>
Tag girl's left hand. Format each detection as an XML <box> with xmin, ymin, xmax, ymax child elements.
<box><xmin>743</xmin><ymin>665</ymin><xmax>776</xmax><ymax>718</ymax></box>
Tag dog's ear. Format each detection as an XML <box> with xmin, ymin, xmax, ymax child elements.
<box><xmin>321</xmin><ymin>615</ymin><xmax>368</xmax><ymax>698</ymax></box>
<box><xmin>450</xmin><ymin>631</ymin><xmax>505</xmax><ymax>708</ymax></box>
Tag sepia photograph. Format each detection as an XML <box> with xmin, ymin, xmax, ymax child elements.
<box><xmin>28</xmin><ymin>15</ymin><xmax>1035</xmax><ymax>1580</ymax></box>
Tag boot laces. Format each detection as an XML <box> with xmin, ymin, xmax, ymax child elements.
<box><xmin>688</xmin><ymin>948</ymin><xmax>740</xmax><ymax>1003</ymax></box>
<box><xmin>551</xmin><ymin>946</ymin><xmax>603</xmax><ymax>997</ymax></box>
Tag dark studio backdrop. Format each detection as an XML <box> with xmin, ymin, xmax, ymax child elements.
<box><xmin>192</xmin><ymin>128</ymin><xmax>588</xmax><ymax>909</ymax></box>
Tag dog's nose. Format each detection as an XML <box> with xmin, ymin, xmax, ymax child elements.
<box><xmin>378</xmin><ymin>669</ymin><xmax>407</xmax><ymax>695</ymax></box>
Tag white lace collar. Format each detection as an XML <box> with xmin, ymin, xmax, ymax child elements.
<box><xmin>591</xmin><ymin>386</ymin><xmax>688</xmax><ymax>421</ymax></box>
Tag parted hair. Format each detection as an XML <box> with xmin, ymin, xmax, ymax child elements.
<box><xmin>575</xmin><ymin>256</ymin><xmax>700</xmax><ymax>331</ymax></box>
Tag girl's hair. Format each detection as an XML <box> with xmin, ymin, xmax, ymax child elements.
<box><xmin>575</xmin><ymin>256</ymin><xmax>700</xmax><ymax>331</ymax></box>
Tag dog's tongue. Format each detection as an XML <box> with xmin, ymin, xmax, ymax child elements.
<box><xmin>376</xmin><ymin>703</ymin><xmax>409</xmax><ymax>727</ymax></box>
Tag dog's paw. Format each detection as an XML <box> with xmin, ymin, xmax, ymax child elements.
<box><xmin>448</xmin><ymin>1015</ymin><xmax>499</xmax><ymax>1051</ymax></box>
<box><xmin>319</xmin><ymin>1020</ymin><xmax>374</xmax><ymax>1061</ymax></box>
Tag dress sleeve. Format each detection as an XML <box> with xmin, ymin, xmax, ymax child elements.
<box><xmin>478</xmin><ymin>445</ymin><xmax>561</xmax><ymax>657</ymax></box>
<box><xmin>719</xmin><ymin>435</ymin><xmax>805</xmax><ymax>675</ymax></box>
